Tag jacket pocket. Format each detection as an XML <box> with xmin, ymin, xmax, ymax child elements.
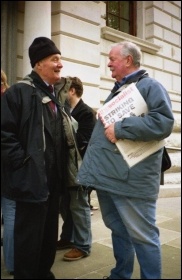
<box><xmin>93</xmin><ymin>143</ymin><xmax>129</xmax><ymax>181</ymax></box>
<box><xmin>6</xmin><ymin>150</ymin><xmax>48</xmax><ymax>201</ymax></box>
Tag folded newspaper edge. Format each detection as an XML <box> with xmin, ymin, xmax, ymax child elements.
<box><xmin>98</xmin><ymin>83</ymin><xmax>166</xmax><ymax>168</ymax></box>
<box><xmin>115</xmin><ymin>139</ymin><xmax>165</xmax><ymax>168</ymax></box>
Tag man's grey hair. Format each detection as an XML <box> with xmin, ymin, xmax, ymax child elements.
<box><xmin>114</xmin><ymin>41</ymin><xmax>141</xmax><ymax>67</ymax></box>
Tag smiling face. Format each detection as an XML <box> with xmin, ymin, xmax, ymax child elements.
<box><xmin>35</xmin><ymin>54</ymin><xmax>63</xmax><ymax>85</ymax></box>
<box><xmin>107</xmin><ymin>45</ymin><xmax>138</xmax><ymax>82</ymax></box>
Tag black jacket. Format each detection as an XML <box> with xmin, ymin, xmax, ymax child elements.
<box><xmin>71</xmin><ymin>99</ymin><xmax>96</xmax><ymax>158</ymax></box>
<box><xmin>1</xmin><ymin>71</ymin><xmax>68</xmax><ymax>202</ymax></box>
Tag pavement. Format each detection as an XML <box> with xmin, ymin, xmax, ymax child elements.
<box><xmin>1</xmin><ymin>185</ymin><xmax>181</xmax><ymax>279</ymax></box>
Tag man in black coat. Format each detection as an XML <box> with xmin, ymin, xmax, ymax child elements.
<box><xmin>1</xmin><ymin>37</ymin><xmax>68</xmax><ymax>279</ymax></box>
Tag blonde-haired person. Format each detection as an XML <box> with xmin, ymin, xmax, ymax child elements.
<box><xmin>1</xmin><ymin>69</ymin><xmax>9</xmax><ymax>95</ymax></box>
<box><xmin>1</xmin><ymin>69</ymin><xmax>15</xmax><ymax>275</ymax></box>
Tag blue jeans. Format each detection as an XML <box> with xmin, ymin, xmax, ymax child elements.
<box><xmin>1</xmin><ymin>197</ymin><xmax>16</xmax><ymax>272</ymax></box>
<box><xmin>96</xmin><ymin>190</ymin><xmax>161</xmax><ymax>279</ymax></box>
<box><xmin>69</xmin><ymin>187</ymin><xmax>92</xmax><ymax>254</ymax></box>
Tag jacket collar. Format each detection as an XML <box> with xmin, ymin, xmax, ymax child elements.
<box><xmin>112</xmin><ymin>69</ymin><xmax>148</xmax><ymax>93</ymax></box>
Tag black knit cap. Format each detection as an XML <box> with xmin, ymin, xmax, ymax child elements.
<box><xmin>29</xmin><ymin>37</ymin><xmax>61</xmax><ymax>68</ymax></box>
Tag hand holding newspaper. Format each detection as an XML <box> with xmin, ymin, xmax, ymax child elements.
<box><xmin>97</xmin><ymin>83</ymin><xmax>165</xmax><ymax>168</ymax></box>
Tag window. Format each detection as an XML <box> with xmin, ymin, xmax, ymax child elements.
<box><xmin>106</xmin><ymin>1</ymin><xmax>136</xmax><ymax>36</ymax></box>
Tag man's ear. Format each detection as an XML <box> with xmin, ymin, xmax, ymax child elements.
<box><xmin>70</xmin><ymin>87</ymin><xmax>76</xmax><ymax>95</ymax></box>
<box><xmin>126</xmin><ymin>55</ymin><xmax>133</xmax><ymax>67</ymax></box>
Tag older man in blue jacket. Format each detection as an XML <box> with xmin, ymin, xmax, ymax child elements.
<box><xmin>76</xmin><ymin>41</ymin><xmax>174</xmax><ymax>279</ymax></box>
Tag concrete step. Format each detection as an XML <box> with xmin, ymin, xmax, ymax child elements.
<box><xmin>159</xmin><ymin>184</ymin><xmax>181</xmax><ymax>198</ymax></box>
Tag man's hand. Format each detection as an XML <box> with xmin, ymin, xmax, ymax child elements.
<box><xmin>104</xmin><ymin>123</ymin><xmax>117</xmax><ymax>143</ymax></box>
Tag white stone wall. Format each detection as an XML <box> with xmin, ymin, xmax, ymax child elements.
<box><xmin>51</xmin><ymin>1</ymin><xmax>102</xmax><ymax>108</ymax></box>
<box><xmin>99</xmin><ymin>1</ymin><xmax>181</xmax><ymax>185</ymax></box>
<box><xmin>144</xmin><ymin>1</ymin><xmax>181</xmax><ymax>184</ymax></box>
<box><xmin>16</xmin><ymin>1</ymin><xmax>181</xmax><ymax>185</ymax></box>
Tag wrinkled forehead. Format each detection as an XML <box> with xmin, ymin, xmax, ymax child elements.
<box><xmin>109</xmin><ymin>46</ymin><xmax>123</xmax><ymax>59</ymax></box>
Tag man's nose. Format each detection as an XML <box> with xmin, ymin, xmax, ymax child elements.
<box><xmin>57</xmin><ymin>62</ymin><xmax>63</xmax><ymax>68</ymax></box>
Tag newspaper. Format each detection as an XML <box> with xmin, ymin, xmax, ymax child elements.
<box><xmin>97</xmin><ymin>83</ymin><xmax>165</xmax><ymax>167</ymax></box>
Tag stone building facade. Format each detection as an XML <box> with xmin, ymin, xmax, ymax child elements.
<box><xmin>1</xmin><ymin>1</ymin><xmax>181</xmax><ymax>189</ymax></box>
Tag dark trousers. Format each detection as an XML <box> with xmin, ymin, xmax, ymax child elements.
<box><xmin>59</xmin><ymin>188</ymin><xmax>73</xmax><ymax>241</ymax></box>
<box><xmin>14</xmin><ymin>190</ymin><xmax>60</xmax><ymax>279</ymax></box>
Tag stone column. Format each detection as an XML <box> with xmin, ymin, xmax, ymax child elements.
<box><xmin>23</xmin><ymin>1</ymin><xmax>51</xmax><ymax>76</ymax></box>
<box><xmin>1</xmin><ymin>1</ymin><xmax>17</xmax><ymax>85</ymax></box>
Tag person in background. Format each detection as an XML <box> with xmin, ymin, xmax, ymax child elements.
<box><xmin>56</xmin><ymin>76</ymin><xmax>96</xmax><ymax>260</ymax></box>
<box><xmin>1</xmin><ymin>37</ymin><xmax>69</xmax><ymax>279</ymax></box>
<box><xmin>76</xmin><ymin>41</ymin><xmax>174</xmax><ymax>279</ymax></box>
<box><xmin>1</xmin><ymin>69</ymin><xmax>15</xmax><ymax>276</ymax></box>
<box><xmin>1</xmin><ymin>69</ymin><xmax>9</xmax><ymax>95</ymax></box>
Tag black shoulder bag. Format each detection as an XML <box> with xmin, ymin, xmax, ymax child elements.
<box><xmin>161</xmin><ymin>147</ymin><xmax>171</xmax><ymax>172</ymax></box>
